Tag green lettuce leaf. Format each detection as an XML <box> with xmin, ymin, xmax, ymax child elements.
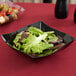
<box><xmin>13</xmin><ymin>31</ymin><xmax>23</xmax><ymax>44</ymax></box>
<box><xmin>28</xmin><ymin>27</ymin><xmax>43</xmax><ymax>36</ymax></box>
<box><xmin>31</xmin><ymin>42</ymin><xmax>53</xmax><ymax>54</ymax></box>
<box><xmin>46</xmin><ymin>33</ymin><xmax>58</xmax><ymax>42</ymax></box>
<box><xmin>21</xmin><ymin>33</ymin><xmax>54</xmax><ymax>54</ymax></box>
<box><xmin>13</xmin><ymin>31</ymin><xmax>23</xmax><ymax>50</ymax></box>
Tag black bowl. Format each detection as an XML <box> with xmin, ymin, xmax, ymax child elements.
<box><xmin>1</xmin><ymin>21</ymin><xmax>74</xmax><ymax>58</ymax></box>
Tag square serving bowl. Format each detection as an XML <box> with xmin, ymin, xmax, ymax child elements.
<box><xmin>1</xmin><ymin>21</ymin><xmax>74</xmax><ymax>58</ymax></box>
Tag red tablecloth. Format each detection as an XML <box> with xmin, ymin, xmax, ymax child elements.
<box><xmin>0</xmin><ymin>3</ymin><xmax>76</xmax><ymax>76</ymax></box>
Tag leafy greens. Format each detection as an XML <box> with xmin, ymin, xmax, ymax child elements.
<box><xmin>13</xmin><ymin>27</ymin><xmax>59</xmax><ymax>57</ymax></box>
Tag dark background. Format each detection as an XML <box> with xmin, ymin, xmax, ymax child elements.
<box><xmin>43</xmin><ymin>0</ymin><xmax>52</xmax><ymax>3</ymax></box>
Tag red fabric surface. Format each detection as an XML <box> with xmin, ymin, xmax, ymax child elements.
<box><xmin>0</xmin><ymin>3</ymin><xmax>76</xmax><ymax>76</ymax></box>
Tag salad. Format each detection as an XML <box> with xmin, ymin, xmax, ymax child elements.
<box><xmin>13</xmin><ymin>27</ymin><xmax>65</xmax><ymax>57</ymax></box>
